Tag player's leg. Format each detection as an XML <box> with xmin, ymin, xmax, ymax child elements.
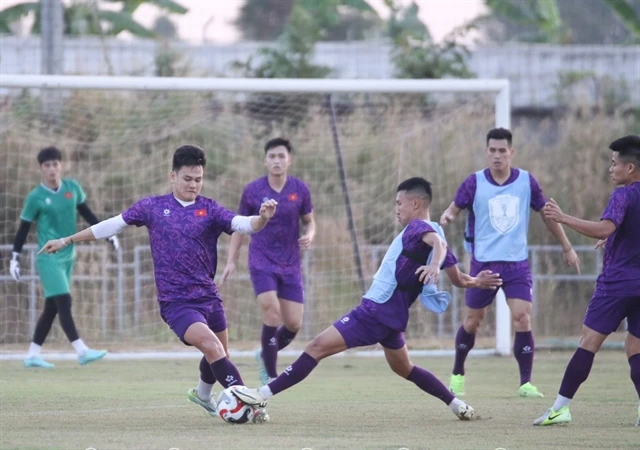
<box><xmin>624</xmin><ymin>299</ymin><xmax>640</xmax><ymax>426</ymax></box>
<box><xmin>451</xmin><ymin>286</ymin><xmax>492</xmax><ymax>395</ymax></box>
<box><xmin>383</xmin><ymin>343</ymin><xmax>476</xmax><ymax>421</ymax></box>
<box><xmin>251</xmin><ymin>269</ymin><xmax>282</xmax><ymax>383</ymax></box>
<box><xmin>507</xmin><ymin>297</ymin><xmax>542</xmax><ymax>397</ymax></box>
<box><xmin>503</xmin><ymin>266</ymin><xmax>540</xmax><ymax>396</ymax></box>
<box><xmin>534</xmin><ymin>293</ymin><xmax>627</xmax><ymax>426</ymax></box>
<box><xmin>235</xmin><ymin>304</ymin><xmax>391</xmax><ymax>406</ymax></box>
<box><xmin>24</xmin><ymin>297</ymin><xmax>58</xmax><ymax>368</ymax></box>
<box><xmin>235</xmin><ymin>324</ymin><xmax>347</xmax><ymax>407</ymax></box>
<box><xmin>188</xmin><ymin>305</ymin><xmax>228</xmax><ymax>415</ymax></box>
<box><xmin>277</xmin><ymin>298</ymin><xmax>301</xmax><ymax>349</ymax></box>
<box><xmin>276</xmin><ymin>270</ymin><xmax>304</xmax><ymax>352</ymax></box>
<box><xmin>184</xmin><ymin>322</ymin><xmax>246</xmax><ymax>390</ymax></box>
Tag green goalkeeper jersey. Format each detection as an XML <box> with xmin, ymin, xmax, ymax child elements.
<box><xmin>20</xmin><ymin>178</ymin><xmax>86</xmax><ymax>260</ymax></box>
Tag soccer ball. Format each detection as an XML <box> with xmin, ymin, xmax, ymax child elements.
<box><xmin>217</xmin><ymin>386</ymin><xmax>256</xmax><ymax>424</ymax></box>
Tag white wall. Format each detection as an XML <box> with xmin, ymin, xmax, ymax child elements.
<box><xmin>1</xmin><ymin>37</ymin><xmax>638</xmax><ymax>108</ymax></box>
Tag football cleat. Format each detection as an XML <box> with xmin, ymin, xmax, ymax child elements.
<box><xmin>187</xmin><ymin>388</ymin><xmax>217</xmax><ymax>417</ymax></box>
<box><xmin>519</xmin><ymin>382</ymin><xmax>544</xmax><ymax>398</ymax></box>
<box><xmin>449</xmin><ymin>374</ymin><xmax>465</xmax><ymax>396</ymax></box>
<box><xmin>533</xmin><ymin>406</ymin><xmax>571</xmax><ymax>426</ymax></box>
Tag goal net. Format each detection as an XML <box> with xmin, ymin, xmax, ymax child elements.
<box><xmin>0</xmin><ymin>76</ymin><xmax>512</xmax><ymax>356</ymax></box>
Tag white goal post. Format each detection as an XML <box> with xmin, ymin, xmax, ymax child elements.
<box><xmin>0</xmin><ymin>75</ymin><xmax>511</xmax><ymax>357</ymax></box>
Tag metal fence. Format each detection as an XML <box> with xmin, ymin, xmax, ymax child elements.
<box><xmin>0</xmin><ymin>243</ymin><xmax>602</xmax><ymax>341</ymax></box>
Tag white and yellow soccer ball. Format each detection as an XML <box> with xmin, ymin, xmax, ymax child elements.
<box><xmin>217</xmin><ymin>386</ymin><xmax>257</xmax><ymax>424</ymax></box>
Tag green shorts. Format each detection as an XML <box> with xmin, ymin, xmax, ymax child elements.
<box><xmin>36</xmin><ymin>252</ymin><xmax>75</xmax><ymax>298</ymax></box>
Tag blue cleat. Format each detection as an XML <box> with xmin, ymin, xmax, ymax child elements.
<box><xmin>78</xmin><ymin>349</ymin><xmax>107</xmax><ymax>366</ymax></box>
<box><xmin>255</xmin><ymin>348</ymin><xmax>270</xmax><ymax>386</ymax></box>
<box><xmin>24</xmin><ymin>356</ymin><xmax>55</xmax><ymax>369</ymax></box>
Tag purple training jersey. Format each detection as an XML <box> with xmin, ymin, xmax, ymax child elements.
<box><xmin>122</xmin><ymin>193</ymin><xmax>236</xmax><ymax>302</ymax></box>
<box><xmin>363</xmin><ymin>219</ymin><xmax>458</xmax><ymax>332</ymax></box>
<box><xmin>596</xmin><ymin>182</ymin><xmax>640</xmax><ymax>296</ymax></box>
<box><xmin>454</xmin><ymin>167</ymin><xmax>546</xmax><ymax>269</ymax></box>
<box><xmin>238</xmin><ymin>176</ymin><xmax>313</xmax><ymax>274</ymax></box>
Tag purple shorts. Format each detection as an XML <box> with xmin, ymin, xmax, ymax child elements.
<box><xmin>466</xmin><ymin>261</ymin><xmax>532</xmax><ymax>309</ymax></box>
<box><xmin>250</xmin><ymin>268</ymin><xmax>304</xmax><ymax>303</ymax></box>
<box><xmin>584</xmin><ymin>294</ymin><xmax>640</xmax><ymax>337</ymax></box>
<box><xmin>333</xmin><ymin>303</ymin><xmax>405</xmax><ymax>350</ymax></box>
<box><xmin>159</xmin><ymin>297</ymin><xmax>228</xmax><ymax>345</ymax></box>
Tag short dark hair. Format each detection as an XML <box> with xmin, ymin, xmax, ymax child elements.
<box><xmin>486</xmin><ymin>128</ymin><xmax>513</xmax><ymax>146</ymax></box>
<box><xmin>37</xmin><ymin>146</ymin><xmax>62</xmax><ymax>164</ymax></box>
<box><xmin>397</xmin><ymin>177</ymin><xmax>433</xmax><ymax>204</ymax></box>
<box><xmin>610</xmin><ymin>135</ymin><xmax>640</xmax><ymax>168</ymax></box>
<box><xmin>264</xmin><ymin>137</ymin><xmax>292</xmax><ymax>154</ymax></box>
<box><xmin>172</xmin><ymin>145</ymin><xmax>206</xmax><ymax>172</ymax></box>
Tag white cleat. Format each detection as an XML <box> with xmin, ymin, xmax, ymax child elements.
<box><xmin>252</xmin><ymin>407</ymin><xmax>270</xmax><ymax>424</ymax></box>
<box><xmin>233</xmin><ymin>386</ymin><xmax>268</xmax><ymax>408</ymax></box>
<box><xmin>454</xmin><ymin>403</ymin><xmax>476</xmax><ymax>421</ymax></box>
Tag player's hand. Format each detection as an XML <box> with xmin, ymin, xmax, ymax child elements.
<box><xmin>219</xmin><ymin>262</ymin><xmax>235</xmax><ymax>287</ymax></box>
<box><xmin>38</xmin><ymin>238</ymin><xmax>67</xmax><ymax>255</ymax></box>
<box><xmin>298</xmin><ymin>233</ymin><xmax>314</xmax><ymax>250</ymax></box>
<box><xmin>259</xmin><ymin>199</ymin><xmax>278</xmax><ymax>221</ymax></box>
<box><xmin>562</xmin><ymin>247</ymin><xmax>581</xmax><ymax>274</ymax></box>
<box><xmin>543</xmin><ymin>198</ymin><xmax>565</xmax><ymax>223</ymax></box>
<box><xmin>9</xmin><ymin>253</ymin><xmax>20</xmax><ymax>282</ymax></box>
<box><xmin>416</xmin><ymin>264</ymin><xmax>441</xmax><ymax>285</ymax></box>
<box><xmin>440</xmin><ymin>209</ymin><xmax>455</xmax><ymax>226</ymax></box>
<box><xmin>595</xmin><ymin>239</ymin><xmax>607</xmax><ymax>250</ymax></box>
<box><xmin>108</xmin><ymin>235</ymin><xmax>120</xmax><ymax>251</ymax></box>
<box><xmin>474</xmin><ymin>270</ymin><xmax>502</xmax><ymax>290</ymax></box>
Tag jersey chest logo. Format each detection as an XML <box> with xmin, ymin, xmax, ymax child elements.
<box><xmin>488</xmin><ymin>194</ymin><xmax>519</xmax><ymax>234</ymax></box>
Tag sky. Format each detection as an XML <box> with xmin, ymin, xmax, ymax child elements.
<box><xmin>0</xmin><ymin>0</ymin><xmax>487</xmax><ymax>44</ymax></box>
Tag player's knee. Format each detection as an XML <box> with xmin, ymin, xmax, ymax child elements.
<box><xmin>512</xmin><ymin>311</ymin><xmax>531</xmax><ymax>329</ymax></box>
<box><xmin>199</xmin><ymin>338</ymin><xmax>226</xmax><ymax>361</ymax></box>
<box><xmin>389</xmin><ymin>361</ymin><xmax>413</xmax><ymax>379</ymax></box>
<box><xmin>304</xmin><ymin>338</ymin><xmax>329</xmax><ymax>361</ymax></box>
<box><xmin>463</xmin><ymin>316</ymin><xmax>482</xmax><ymax>333</ymax></box>
<box><xmin>261</xmin><ymin>304</ymin><xmax>281</xmax><ymax>326</ymax></box>
<box><xmin>283</xmin><ymin>319</ymin><xmax>301</xmax><ymax>334</ymax></box>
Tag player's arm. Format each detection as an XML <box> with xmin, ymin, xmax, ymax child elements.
<box><xmin>38</xmin><ymin>215</ymin><xmax>129</xmax><ymax>255</ymax></box>
<box><xmin>229</xmin><ymin>199</ymin><xmax>278</xmax><ymax>235</ymax></box>
<box><xmin>220</xmin><ymin>232</ymin><xmax>246</xmax><ymax>286</ymax></box>
<box><xmin>440</xmin><ymin>202</ymin><xmax>462</xmax><ymax>225</ymax></box>
<box><xmin>298</xmin><ymin>212</ymin><xmax>315</xmax><ymax>250</ymax></box>
<box><xmin>77</xmin><ymin>202</ymin><xmax>120</xmax><ymax>250</ymax></box>
<box><xmin>445</xmin><ymin>266</ymin><xmax>502</xmax><ymax>290</ymax></box>
<box><xmin>415</xmin><ymin>232</ymin><xmax>447</xmax><ymax>284</ymax></box>
<box><xmin>544</xmin><ymin>198</ymin><xmax>617</xmax><ymax>240</ymax></box>
<box><xmin>441</xmin><ymin>175</ymin><xmax>474</xmax><ymax>226</ymax></box>
<box><xmin>531</xmin><ymin>173</ymin><xmax>580</xmax><ymax>273</ymax></box>
<box><xmin>9</xmin><ymin>220</ymin><xmax>32</xmax><ymax>281</ymax></box>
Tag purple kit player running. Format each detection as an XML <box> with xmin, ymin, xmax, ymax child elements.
<box><xmin>534</xmin><ymin>135</ymin><xmax>640</xmax><ymax>427</ymax></box>
<box><xmin>232</xmin><ymin>177</ymin><xmax>502</xmax><ymax>420</ymax></box>
<box><xmin>38</xmin><ymin>145</ymin><xmax>277</xmax><ymax>423</ymax></box>
<box><xmin>440</xmin><ymin>127</ymin><xmax>581</xmax><ymax>398</ymax></box>
<box><xmin>221</xmin><ymin>138</ymin><xmax>315</xmax><ymax>385</ymax></box>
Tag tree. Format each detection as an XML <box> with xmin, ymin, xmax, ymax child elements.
<box><xmin>478</xmin><ymin>0</ymin><xmax>640</xmax><ymax>44</ymax></box>
<box><xmin>0</xmin><ymin>0</ymin><xmax>187</xmax><ymax>37</ymax></box>
<box><xmin>234</xmin><ymin>0</ymin><xmax>383</xmax><ymax>42</ymax></box>
<box><xmin>385</xmin><ymin>1</ymin><xmax>474</xmax><ymax>80</ymax></box>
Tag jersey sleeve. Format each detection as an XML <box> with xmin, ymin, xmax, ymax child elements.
<box><xmin>211</xmin><ymin>200</ymin><xmax>236</xmax><ymax>235</ymax></box>
<box><xmin>237</xmin><ymin>186</ymin><xmax>254</xmax><ymax>216</ymax></box>
<box><xmin>528</xmin><ymin>173</ymin><xmax>547</xmax><ymax>211</ymax></box>
<box><xmin>70</xmin><ymin>179</ymin><xmax>87</xmax><ymax>205</ymax></box>
<box><xmin>300</xmin><ymin>181</ymin><xmax>313</xmax><ymax>216</ymax></box>
<box><xmin>454</xmin><ymin>174</ymin><xmax>476</xmax><ymax>209</ymax></box>
<box><xmin>19</xmin><ymin>191</ymin><xmax>39</xmax><ymax>222</ymax></box>
<box><xmin>601</xmin><ymin>187</ymin><xmax>628</xmax><ymax>228</ymax></box>
<box><xmin>122</xmin><ymin>198</ymin><xmax>151</xmax><ymax>227</ymax></box>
